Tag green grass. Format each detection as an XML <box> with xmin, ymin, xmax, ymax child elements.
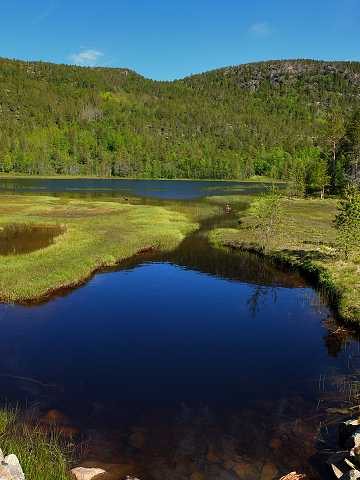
<box><xmin>0</xmin><ymin>195</ymin><xmax>199</xmax><ymax>302</ymax></box>
<box><xmin>0</xmin><ymin>407</ymin><xmax>70</xmax><ymax>480</ymax></box>
<box><xmin>209</xmin><ymin>197</ymin><xmax>360</xmax><ymax>325</ymax></box>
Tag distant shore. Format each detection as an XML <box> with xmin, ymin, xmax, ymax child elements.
<box><xmin>0</xmin><ymin>174</ymin><xmax>285</xmax><ymax>184</ymax></box>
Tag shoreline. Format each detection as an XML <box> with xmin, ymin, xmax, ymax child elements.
<box><xmin>0</xmin><ymin>174</ymin><xmax>285</xmax><ymax>184</ymax></box>
<box><xmin>208</xmin><ymin>197</ymin><xmax>360</xmax><ymax>327</ymax></box>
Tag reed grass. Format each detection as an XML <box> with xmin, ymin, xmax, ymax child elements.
<box><xmin>0</xmin><ymin>407</ymin><xmax>71</xmax><ymax>480</ymax></box>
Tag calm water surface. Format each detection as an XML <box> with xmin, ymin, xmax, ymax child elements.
<box><xmin>0</xmin><ymin>177</ymin><xmax>278</xmax><ymax>199</ymax></box>
<box><xmin>0</xmin><ymin>180</ymin><xmax>357</xmax><ymax>479</ymax></box>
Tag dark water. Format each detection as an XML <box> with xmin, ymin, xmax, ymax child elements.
<box><xmin>0</xmin><ymin>177</ymin><xmax>277</xmax><ymax>199</ymax></box>
<box><xmin>0</xmin><ymin>223</ymin><xmax>63</xmax><ymax>255</ymax></box>
<box><xmin>0</xmin><ymin>182</ymin><xmax>357</xmax><ymax>479</ymax></box>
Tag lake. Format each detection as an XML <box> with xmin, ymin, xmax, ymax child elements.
<box><xmin>0</xmin><ymin>177</ymin><xmax>279</xmax><ymax>199</ymax></box>
<box><xmin>0</xmin><ymin>178</ymin><xmax>356</xmax><ymax>479</ymax></box>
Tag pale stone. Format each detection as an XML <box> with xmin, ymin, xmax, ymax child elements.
<box><xmin>0</xmin><ymin>448</ymin><xmax>4</xmax><ymax>461</ymax></box>
<box><xmin>339</xmin><ymin>418</ymin><xmax>360</xmax><ymax>445</ymax></box>
<box><xmin>278</xmin><ymin>473</ymin><xmax>307</xmax><ymax>480</ymax></box>
<box><xmin>0</xmin><ymin>464</ymin><xmax>13</xmax><ymax>480</ymax></box>
<box><xmin>71</xmin><ymin>467</ymin><xmax>106</xmax><ymax>480</ymax></box>
<box><xmin>342</xmin><ymin>471</ymin><xmax>360</xmax><ymax>480</ymax></box>
<box><xmin>331</xmin><ymin>464</ymin><xmax>343</xmax><ymax>479</ymax></box>
<box><xmin>3</xmin><ymin>454</ymin><xmax>25</xmax><ymax>480</ymax></box>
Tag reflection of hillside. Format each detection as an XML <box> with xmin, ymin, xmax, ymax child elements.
<box><xmin>118</xmin><ymin>229</ymin><xmax>306</xmax><ymax>289</ymax></box>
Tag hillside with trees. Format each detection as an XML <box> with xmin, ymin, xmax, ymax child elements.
<box><xmin>1</xmin><ymin>57</ymin><xmax>360</xmax><ymax>189</ymax></box>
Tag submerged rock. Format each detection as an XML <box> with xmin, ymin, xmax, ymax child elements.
<box><xmin>71</xmin><ymin>467</ymin><xmax>106</xmax><ymax>480</ymax></box>
<box><xmin>231</xmin><ymin>461</ymin><xmax>259</xmax><ymax>480</ymax></box>
<box><xmin>260</xmin><ymin>463</ymin><xmax>278</xmax><ymax>480</ymax></box>
<box><xmin>129</xmin><ymin>430</ymin><xmax>146</xmax><ymax>449</ymax></box>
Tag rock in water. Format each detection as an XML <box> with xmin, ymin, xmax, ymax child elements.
<box><xmin>331</xmin><ymin>464</ymin><xmax>344</xmax><ymax>479</ymax></box>
<box><xmin>339</xmin><ymin>419</ymin><xmax>360</xmax><ymax>447</ymax></box>
<box><xmin>2</xmin><ymin>454</ymin><xmax>25</xmax><ymax>480</ymax></box>
<box><xmin>260</xmin><ymin>463</ymin><xmax>278</xmax><ymax>480</ymax></box>
<box><xmin>341</xmin><ymin>470</ymin><xmax>360</xmax><ymax>480</ymax></box>
<box><xmin>278</xmin><ymin>473</ymin><xmax>307</xmax><ymax>480</ymax></box>
<box><xmin>71</xmin><ymin>467</ymin><xmax>106</xmax><ymax>480</ymax></box>
<box><xmin>345</xmin><ymin>428</ymin><xmax>360</xmax><ymax>450</ymax></box>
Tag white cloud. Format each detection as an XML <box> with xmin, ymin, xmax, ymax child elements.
<box><xmin>249</xmin><ymin>22</ymin><xmax>272</xmax><ymax>37</ymax></box>
<box><xmin>69</xmin><ymin>49</ymin><xmax>104</xmax><ymax>66</ymax></box>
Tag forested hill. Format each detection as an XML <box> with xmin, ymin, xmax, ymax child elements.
<box><xmin>1</xmin><ymin>57</ymin><xmax>360</xmax><ymax>186</ymax></box>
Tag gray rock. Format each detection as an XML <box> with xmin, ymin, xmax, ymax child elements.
<box><xmin>0</xmin><ymin>448</ymin><xmax>4</xmax><ymax>461</ymax></box>
<box><xmin>345</xmin><ymin>428</ymin><xmax>360</xmax><ymax>449</ymax></box>
<box><xmin>3</xmin><ymin>454</ymin><xmax>25</xmax><ymax>480</ymax></box>
<box><xmin>341</xmin><ymin>470</ymin><xmax>360</xmax><ymax>480</ymax></box>
<box><xmin>0</xmin><ymin>464</ymin><xmax>14</xmax><ymax>480</ymax></box>
<box><xmin>339</xmin><ymin>419</ymin><xmax>360</xmax><ymax>446</ymax></box>
<box><xmin>71</xmin><ymin>467</ymin><xmax>106</xmax><ymax>480</ymax></box>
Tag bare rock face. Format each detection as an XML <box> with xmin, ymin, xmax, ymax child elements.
<box><xmin>71</xmin><ymin>467</ymin><xmax>106</xmax><ymax>480</ymax></box>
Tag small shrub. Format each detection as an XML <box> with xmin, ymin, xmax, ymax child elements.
<box><xmin>334</xmin><ymin>184</ymin><xmax>360</xmax><ymax>260</ymax></box>
<box><xmin>249</xmin><ymin>188</ymin><xmax>284</xmax><ymax>252</ymax></box>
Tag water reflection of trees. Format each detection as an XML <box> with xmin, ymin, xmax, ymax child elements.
<box><xmin>247</xmin><ymin>286</ymin><xmax>278</xmax><ymax>318</ymax></box>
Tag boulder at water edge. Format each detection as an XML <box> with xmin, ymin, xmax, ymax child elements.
<box><xmin>71</xmin><ymin>467</ymin><xmax>106</xmax><ymax>480</ymax></box>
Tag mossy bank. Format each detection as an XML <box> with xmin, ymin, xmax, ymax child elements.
<box><xmin>209</xmin><ymin>196</ymin><xmax>360</xmax><ymax>326</ymax></box>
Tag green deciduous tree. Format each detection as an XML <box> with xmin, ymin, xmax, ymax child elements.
<box><xmin>249</xmin><ymin>188</ymin><xmax>284</xmax><ymax>252</ymax></box>
<box><xmin>335</xmin><ymin>184</ymin><xmax>360</xmax><ymax>260</ymax></box>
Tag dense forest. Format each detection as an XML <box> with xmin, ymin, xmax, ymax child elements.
<box><xmin>1</xmin><ymin>57</ymin><xmax>360</xmax><ymax>189</ymax></box>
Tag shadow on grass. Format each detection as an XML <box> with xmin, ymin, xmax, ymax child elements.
<box><xmin>281</xmin><ymin>248</ymin><xmax>336</xmax><ymax>262</ymax></box>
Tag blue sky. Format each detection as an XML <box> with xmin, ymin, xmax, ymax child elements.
<box><xmin>1</xmin><ymin>0</ymin><xmax>359</xmax><ymax>80</ymax></box>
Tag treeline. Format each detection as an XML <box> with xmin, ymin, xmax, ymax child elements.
<box><xmin>0</xmin><ymin>57</ymin><xmax>360</xmax><ymax>188</ymax></box>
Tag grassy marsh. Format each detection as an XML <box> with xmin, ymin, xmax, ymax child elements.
<box><xmin>209</xmin><ymin>197</ymin><xmax>360</xmax><ymax>325</ymax></box>
<box><xmin>0</xmin><ymin>194</ymin><xmax>203</xmax><ymax>302</ymax></box>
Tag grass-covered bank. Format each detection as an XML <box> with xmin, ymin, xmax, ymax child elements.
<box><xmin>209</xmin><ymin>197</ymin><xmax>360</xmax><ymax>325</ymax></box>
<box><xmin>0</xmin><ymin>195</ymin><xmax>205</xmax><ymax>303</ymax></box>
<box><xmin>0</xmin><ymin>408</ymin><xmax>70</xmax><ymax>480</ymax></box>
